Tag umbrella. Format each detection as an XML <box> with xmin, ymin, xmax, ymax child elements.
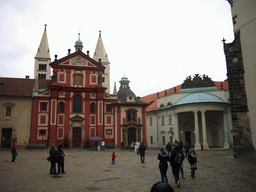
<box><xmin>89</xmin><ymin>136</ymin><xmax>103</xmax><ymax>141</ymax></box>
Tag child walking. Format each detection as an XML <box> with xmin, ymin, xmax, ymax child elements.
<box><xmin>111</xmin><ymin>151</ymin><xmax>116</xmax><ymax>165</ymax></box>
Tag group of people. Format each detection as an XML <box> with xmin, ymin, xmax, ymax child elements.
<box><xmin>95</xmin><ymin>141</ymin><xmax>105</xmax><ymax>151</ymax></box>
<box><xmin>157</xmin><ymin>141</ymin><xmax>197</xmax><ymax>189</ymax></box>
<box><xmin>48</xmin><ymin>144</ymin><xmax>66</xmax><ymax>175</ymax></box>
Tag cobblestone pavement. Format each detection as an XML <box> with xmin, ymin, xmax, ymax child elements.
<box><xmin>0</xmin><ymin>148</ymin><xmax>256</xmax><ymax>192</ymax></box>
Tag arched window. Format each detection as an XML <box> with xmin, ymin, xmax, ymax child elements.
<box><xmin>91</xmin><ymin>103</ymin><xmax>95</xmax><ymax>113</ymax></box>
<box><xmin>59</xmin><ymin>102</ymin><xmax>64</xmax><ymax>113</ymax></box>
<box><xmin>73</xmin><ymin>95</ymin><xmax>81</xmax><ymax>113</ymax></box>
<box><xmin>6</xmin><ymin>107</ymin><xmax>11</xmax><ymax>117</ymax></box>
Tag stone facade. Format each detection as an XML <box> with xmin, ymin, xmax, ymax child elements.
<box><xmin>224</xmin><ymin>1</ymin><xmax>256</xmax><ymax>157</ymax></box>
<box><xmin>0</xmin><ymin>96</ymin><xmax>32</xmax><ymax>148</ymax></box>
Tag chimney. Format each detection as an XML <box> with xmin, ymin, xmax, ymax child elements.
<box><xmin>87</xmin><ymin>50</ymin><xmax>90</xmax><ymax>57</ymax></box>
<box><xmin>55</xmin><ymin>54</ymin><xmax>58</xmax><ymax>61</ymax></box>
<box><xmin>98</xmin><ymin>58</ymin><xmax>101</xmax><ymax>65</ymax></box>
<box><xmin>25</xmin><ymin>76</ymin><xmax>29</xmax><ymax>79</ymax></box>
<box><xmin>68</xmin><ymin>49</ymin><xmax>71</xmax><ymax>55</ymax></box>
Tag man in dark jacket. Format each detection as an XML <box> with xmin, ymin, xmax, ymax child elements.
<box><xmin>170</xmin><ymin>143</ymin><xmax>184</xmax><ymax>188</ymax></box>
<box><xmin>139</xmin><ymin>142</ymin><xmax>146</xmax><ymax>163</ymax></box>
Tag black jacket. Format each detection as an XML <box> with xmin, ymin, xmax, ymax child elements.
<box><xmin>158</xmin><ymin>151</ymin><xmax>169</xmax><ymax>170</ymax></box>
<box><xmin>49</xmin><ymin>149</ymin><xmax>57</xmax><ymax>163</ymax></box>
<box><xmin>170</xmin><ymin>146</ymin><xmax>184</xmax><ymax>166</ymax></box>
<box><xmin>188</xmin><ymin>154</ymin><xmax>197</xmax><ymax>165</ymax></box>
<box><xmin>139</xmin><ymin>143</ymin><xmax>146</xmax><ymax>154</ymax></box>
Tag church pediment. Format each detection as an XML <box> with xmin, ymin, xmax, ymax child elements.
<box><xmin>70</xmin><ymin>115</ymin><xmax>84</xmax><ymax>121</ymax></box>
<box><xmin>50</xmin><ymin>51</ymin><xmax>105</xmax><ymax>70</ymax></box>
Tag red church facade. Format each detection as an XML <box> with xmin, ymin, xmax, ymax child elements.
<box><xmin>30</xmin><ymin>50</ymin><xmax>148</xmax><ymax>148</ymax></box>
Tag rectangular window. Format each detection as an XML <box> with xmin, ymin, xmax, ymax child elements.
<box><xmin>106</xmin><ymin>105</ymin><xmax>111</xmax><ymax>112</ymax></box>
<box><xmin>162</xmin><ymin>136</ymin><xmax>165</xmax><ymax>145</ymax></box>
<box><xmin>169</xmin><ymin>136</ymin><xmax>173</xmax><ymax>144</ymax></box>
<box><xmin>150</xmin><ymin>117</ymin><xmax>152</xmax><ymax>126</ymax></box>
<box><xmin>41</xmin><ymin>103</ymin><xmax>47</xmax><ymax>111</ymax></box>
<box><xmin>74</xmin><ymin>74</ymin><xmax>82</xmax><ymax>84</ymax></box>
<box><xmin>161</xmin><ymin>116</ymin><xmax>165</xmax><ymax>125</ymax></box>
<box><xmin>150</xmin><ymin>136</ymin><xmax>153</xmax><ymax>144</ymax></box>
<box><xmin>169</xmin><ymin>115</ymin><xmax>172</xmax><ymax>124</ymax></box>
<box><xmin>102</xmin><ymin>77</ymin><xmax>105</xmax><ymax>83</ymax></box>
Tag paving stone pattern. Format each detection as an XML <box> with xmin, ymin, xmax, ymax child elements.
<box><xmin>0</xmin><ymin>148</ymin><xmax>256</xmax><ymax>192</ymax></box>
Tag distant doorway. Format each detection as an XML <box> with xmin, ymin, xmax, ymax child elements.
<box><xmin>185</xmin><ymin>131</ymin><xmax>191</xmax><ymax>146</ymax></box>
<box><xmin>2</xmin><ymin>128</ymin><xmax>12</xmax><ymax>148</ymax></box>
<box><xmin>128</xmin><ymin>128</ymin><xmax>136</xmax><ymax>145</ymax></box>
<box><xmin>72</xmin><ymin>127</ymin><xmax>81</xmax><ymax>148</ymax></box>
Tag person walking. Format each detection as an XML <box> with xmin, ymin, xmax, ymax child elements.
<box><xmin>57</xmin><ymin>145</ymin><xmax>65</xmax><ymax>174</ymax></box>
<box><xmin>188</xmin><ymin>150</ymin><xmax>197</xmax><ymax>178</ymax></box>
<box><xmin>200</xmin><ymin>140</ymin><xmax>204</xmax><ymax>150</ymax></box>
<box><xmin>166</xmin><ymin>142</ymin><xmax>172</xmax><ymax>154</ymax></box>
<box><xmin>111</xmin><ymin>151</ymin><xmax>116</xmax><ymax>165</ymax></box>
<box><xmin>157</xmin><ymin>148</ymin><xmax>169</xmax><ymax>183</ymax></box>
<box><xmin>170</xmin><ymin>143</ymin><xmax>184</xmax><ymax>188</ymax></box>
<box><xmin>49</xmin><ymin>145</ymin><xmax>57</xmax><ymax>174</ymax></box>
<box><xmin>121</xmin><ymin>142</ymin><xmax>124</xmax><ymax>150</ymax></box>
<box><xmin>184</xmin><ymin>143</ymin><xmax>190</xmax><ymax>157</ymax></box>
<box><xmin>139</xmin><ymin>142</ymin><xmax>146</xmax><ymax>163</ymax></box>
<box><xmin>101</xmin><ymin>141</ymin><xmax>105</xmax><ymax>151</ymax></box>
<box><xmin>130</xmin><ymin>141</ymin><xmax>134</xmax><ymax>152</ymax></box>
<box><xmin>11</xmin><ymin>141</ymin><xmax>17</xmax><ymax>162</ymax></box>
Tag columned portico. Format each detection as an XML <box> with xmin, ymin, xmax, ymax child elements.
<box><xmin>194</xmin><ymin>111</ymin><xmax>201</xmax><ymax>150</ymax></box>
<box><xmin>201</xmin><ymin>110</ymin><xmax>209</xmax><ymax>149</ymax></box>
<box><xmin>173</xmin><ymin>113</ymin><xmax>179</xmax><ymax>142</ymax></box>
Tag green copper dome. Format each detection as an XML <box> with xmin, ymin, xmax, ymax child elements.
<box><xmin>121</xmin><ymin>76</ymin><xmax>129</xmax><ymax>81</ymax></box>
<box><xmin>174</xmin><ymin>92</ymin><xmax>227</xmax><ymax>106</ymax></box>
<box><xmin>75</xmin><ymin>33</ymin><xmax>83</xmax><ymax>51</ymax></box>
<box><xmin>75</xmin><ymin>39</ymin><xmax>83</xmax><ymax>46</ymax></box>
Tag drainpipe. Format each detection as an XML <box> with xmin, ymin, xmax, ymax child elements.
<box><xmin>153</xmin><ymin>111</ymin><xmax>159</xmax><ymax>144</ymax></box>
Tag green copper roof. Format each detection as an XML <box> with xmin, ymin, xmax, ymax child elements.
<box><xmin>120</xmin><ymin>77</ymin><xmax>129</xmax><ymax>81</ymax></box>
<box><xmin>174</xmin><ymin>92</ymin><xmax>227</xmax><ymax>106</ymax></box>
<box><xmin>75</xmin><ymin>39</ymin><xmax>83</xmax><ymax>46</ymax></box>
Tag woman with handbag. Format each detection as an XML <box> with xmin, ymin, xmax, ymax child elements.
<box><xmin>188</xmin><ymin>150</ymin><xmax>197</xmax><ymax>178</ymax></box>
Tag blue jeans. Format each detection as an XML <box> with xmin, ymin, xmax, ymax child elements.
<box><xmin>160</xmin><ymin>169</ymin><xmax>168</xmax><ymax>183</ymax></box>
<box><xmin>112</xmin><ymin>159</ymin><xmax>115</xmax><ymax>164</ymax></box>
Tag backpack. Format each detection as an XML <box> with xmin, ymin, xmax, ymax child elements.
<box><xmin>175</xmin><ymin>152</ymin><xmax>183</xmax><ymax>164</ymax></box>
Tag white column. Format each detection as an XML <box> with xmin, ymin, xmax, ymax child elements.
<box><xmin>173</xmin><ymin>113</ymin><xmax>179</xmax><ymax>142</ymax></box>
<box><xmin>223</xmin><ymin>111</ymin><xmax>229</xmax><ymax>148</ymax></box>
<box><xmin>194</xmin><ymin>111</ymin><xmax>201</xmax><ymax>150</ymax></box>
<box><xmin>201</xmin><ymin>110</ymin><xmax>209</xmax><ymax>149</ymax></box>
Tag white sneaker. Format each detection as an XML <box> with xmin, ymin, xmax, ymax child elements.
<box><xmin>177</xmin><ymin>181</ymin><xmax>180</xmax><ymax>188</ymax></box>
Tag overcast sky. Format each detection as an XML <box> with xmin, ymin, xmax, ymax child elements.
<box><xmin>0</xmin><ymin>0</ymin><xmax>234</xmax><ymax>97</ymax></box>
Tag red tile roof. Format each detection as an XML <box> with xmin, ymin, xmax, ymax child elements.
<box><xmin>140</xmin><ymin>81</ymin><xmax>229</xmax><ymax>112</ymax></box>
<box><xmin>0</xmin><ymin>77</ymin><xmax>51</xmax><ymax>97</ymax></box>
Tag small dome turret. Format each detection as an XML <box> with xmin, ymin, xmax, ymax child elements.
<box><xmin>75</xmin><ymin>33</ymin><xmax>83</xmax><ymax>51</ymax></box>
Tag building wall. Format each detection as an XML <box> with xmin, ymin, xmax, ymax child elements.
<box><xmin>146</xmin><ymin>89</ymin><xmax>233</xmax><ymax>149</ymax></box>
<box><xmin>0</xmin><ymin>96</ymin><xmax>32</xmax><ymax>147</ymax></box>
<box><xmin>231</xmin><ymin>0</ymin><xmax>256</xmax><ymax>148</ymax></box>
